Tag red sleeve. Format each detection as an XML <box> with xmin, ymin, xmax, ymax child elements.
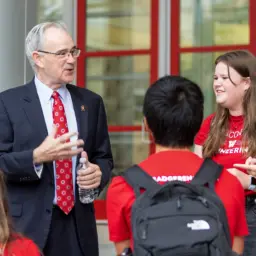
<box><xmin>25</xmin><ymin>240</ymin><xmax>41</xmax><ymax>255</ymax></box>
<box><xmin>7</xmin><ymin>237</ymin><xmax>41</xmax><ymax>256</ymax></box>
<box><xmin>106</xmin><ymin>176</ymin><xmax>134</xmax><ymax>242</ymax></box>
<box><xmin>233</xmin><ymin>183</ymin><xmax>249</xmax><ymax>237</ymax></box>
<box><xmin>194</xmin><ymin>114</ymin><xmax>215</xmax><ymax>145</ymax></box>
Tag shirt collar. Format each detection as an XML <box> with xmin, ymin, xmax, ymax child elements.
<box><xmin>34</xmin><ymin>76</ymin><xmax>68</xmax><ymax>102</ymax></box>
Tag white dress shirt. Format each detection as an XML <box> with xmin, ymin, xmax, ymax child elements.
<box><xmin>34</xmin><ymin>76</ymin><xmax>78</xmax><ymax>203</ymax></box>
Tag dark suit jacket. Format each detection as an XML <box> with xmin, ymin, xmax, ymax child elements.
<box><xmin>0</xmin><ymin>80</ymin><xmax>113</xmax><ymax>256</ymax></box>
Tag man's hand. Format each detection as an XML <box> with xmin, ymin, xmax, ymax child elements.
<box><xmin>77</xmin><ymin>151</ymin><xmax>102</xmax><ymax>190</ymax></box>
<box><xmin>234</xmin><ymin>157</ymin><xmax>256</xmax><ymax>177</ymax></box>
<box><xmin>33</xmin><ymin>125</ymin><xmax>84</xmax><ymax>164</ymax></box>
<box><xmin>227</xmin><ymin>168</ymin><xmax>251</xmax><ymax>189</ymax></box>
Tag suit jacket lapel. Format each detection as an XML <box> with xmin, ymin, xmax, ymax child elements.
<box><xmin>67</xmin><ymin>84</ymin><xmax>88</xmax><ymax>143</ymax></box>
<box><xmin>22</xmin><ymin>80</ymin><xmax>48</xmax><ymax>145</ymax></box>
<box><xmin>22</xmin><ymin>80</ymin><xmax>54</xmax><ymax>178</ymax></box>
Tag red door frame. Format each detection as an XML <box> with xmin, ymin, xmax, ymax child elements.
<box><xmin>76</xmin><ymin>0</ymin><xmax>159</xmax><ymax>219</ymax></box>
<box><xmin>170</xmin><ymin>0</ymin><xmax>256</xmax><ymax>75</ymax></box>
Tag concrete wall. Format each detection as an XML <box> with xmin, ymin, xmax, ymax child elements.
<box><xmin>0</xmin><ymin>0</ymin><xmax>76</xmax><ymax>92</ymax></box>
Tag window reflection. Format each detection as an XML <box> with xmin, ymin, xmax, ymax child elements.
<box><xmin>86</xmin><ymin>0</ymin><xmax>150</xmax><ymax>51</ymax></box>
<box><xmin>110</xmin><ymin>132</ymin><xmax>150</xmax><ymax>176</ymax></box>
<box><xmin>180</xmin><ymin>52</ymin><xmax>223</xmax><ymax>116</ymax></box>
<box><xmin>180</xmin><ymin>0</ymin><xmax>249</xmax><ymax>47</ymax></box>
<box><xmin>38</xmin><ymin>0</ymin><xmax>63</xmax><ymax>22</ymax></box>
<box><xmin>98</xmin><ymin>131</ymin><xmax>150</xmax><ymax>198</ymax></box>
<box><xmin>86</xmin><ymin>56</ymin><xmax>150</xmax><ymax>126</ymax></box>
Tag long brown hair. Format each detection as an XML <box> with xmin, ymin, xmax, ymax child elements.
<box><xmin>203</xmin><ymin>50</ymin><xmax>256</xmax><ymax>158</ymax></box>
<box><xmin>0</xmin><ymin>171</ymin><xmax>14</xmax><ymax>246</ymax></box>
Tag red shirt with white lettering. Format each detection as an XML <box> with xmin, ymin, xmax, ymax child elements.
<box><xmin>106</xmin><ymin>151</ymin><xmax>248</xmax><ymax>248</ymax></box>
<box><xmin>194</xmin><ymin>113</ymin><xmax>246</xmax><ymax>170</ymax></box>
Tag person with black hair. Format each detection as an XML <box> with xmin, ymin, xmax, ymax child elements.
<box><xmin>107</xmin><ymin>75</ymin><xmax>248</xmax><ymax>255</ymax></box>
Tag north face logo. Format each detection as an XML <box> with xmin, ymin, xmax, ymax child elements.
<box><xmin>187</xmin><ymin>220</ymin><xmax>210</xmax><ymax>230</ymax></box>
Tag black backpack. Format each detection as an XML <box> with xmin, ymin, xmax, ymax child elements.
<box><xmin>122</xmin><ymin>158</ymin><xmax>238</xmax><ymax>256</ymax></box>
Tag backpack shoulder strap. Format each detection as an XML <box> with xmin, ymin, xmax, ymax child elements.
<box><xmin>122</xmin><ymin>165</ymin><xmax>160</xmax><ymax>197</ymax></box>
<box><xmin>191</xmin><ymin>158</ymin><xmax>223</xmax><ymax>187</ymax></box>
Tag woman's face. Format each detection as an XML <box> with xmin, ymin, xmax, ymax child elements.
<box><xmin>213</xmin><ymin>62</ymin><xmax>250</xmax><ymax>111</ymax></box>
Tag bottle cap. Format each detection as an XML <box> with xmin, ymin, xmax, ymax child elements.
<box><xmin>79</xmin><ymin>157</ymin><xmax>87</xmax><ymax>164</ymax></box>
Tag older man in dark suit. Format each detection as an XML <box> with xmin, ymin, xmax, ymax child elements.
<box><xmin>0</xmin><ymin>22</ymin><xmax>113</xmax><ymax>256</ymax></box>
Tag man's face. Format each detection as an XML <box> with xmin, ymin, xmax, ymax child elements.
<box><xmin>36</xmin><ymin>27</ymin><xmax>77</xmax><ymax>87</ymax></box>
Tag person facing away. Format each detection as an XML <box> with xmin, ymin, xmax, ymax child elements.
<box><xmin>106</xmin><ymin>75</ymin><xmax>248</xmax><ymax>255</ymax></box>
<box><xmin>0</xmin><ymin>22</ymin><xmax>113</xmax><ymax>256</ymax></box>
<box><xmin>0</xmin><ymin>171</ymin><xmax>40</xmax><ymax>256</ymax></box>
<box><xmin>193</xmin><ymin>50</ymin><xmax>256</xmax><ymax>256</ymax></box>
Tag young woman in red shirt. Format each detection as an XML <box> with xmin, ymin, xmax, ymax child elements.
<box><xmin>0</xmin><ymin>171</ymin><xmax>40</xmax><ymax>256</ymax></box>
<box><xmin>194</xmin><ymin>50</ymin><xmax>256</xmax><ymax>256</ymax></box>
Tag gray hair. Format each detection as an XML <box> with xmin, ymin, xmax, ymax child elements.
<box><xmin>25</xmin><ymin>21</ymin><xmax>68</xmax><ymax>72</ymax></box>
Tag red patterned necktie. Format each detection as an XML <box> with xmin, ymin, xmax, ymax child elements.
<box><xmin>52</xmin><ymin>91</ymin><xmax>74</xmax><ymax>214</ymax></box>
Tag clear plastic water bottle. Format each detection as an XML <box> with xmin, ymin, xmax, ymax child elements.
<box><xmin>77</xmin><ymin>157</ymin><xmax>99</xmax><ymax>204</ymax></box>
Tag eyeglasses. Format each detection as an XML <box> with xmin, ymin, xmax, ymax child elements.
<box><xmin>37</xmin><ymin>47</ymin><xmax>81</xmax><ymax>58</ymax></box>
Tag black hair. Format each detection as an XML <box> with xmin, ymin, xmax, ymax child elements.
<box><xmin>143</xmin><ymin>75</ymin><xmax>204</xmax><ymax>148</ymax></box>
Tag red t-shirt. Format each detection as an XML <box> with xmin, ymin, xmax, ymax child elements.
<box><xmin>194</xmin><ymin>113</ymin><xmax>246</xmax><ymax>170</ymax></box>
<box><xmin>107</xmin><ymin>151</ymin><xmax>248</xmax><ymax>248</ymax></box>
<box><xmin>194</xmin><ymin>114</ymin><xmax>255</xmax><ymax>196</ymax></box>
<box><xmin>2</xmin><ymin>236</ymin><xmax>40</xmax><ymax>256</ymax></box>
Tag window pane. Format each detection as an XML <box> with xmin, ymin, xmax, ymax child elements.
<box><xmin>180</xmin><ymin>52</ymin><xmax>223</xmax><ymax>117</ymax></box>
<box><xmin>86</xmin><ymin>55</ymin><xmax>150</xmax><ymax>126</ymax></box>
<box><xmin>110</xmin><ymin>132</ymin><xmax>150</xmax><ymax>175</ymax></box>
<box><xmin>38</xmin><ymin>0</ymin><xmax>64</xmax><ymax>22</ymax></box>
<box><xmin>180</xmin><ymin>0</ymin><xmax>249</xmax><ymax>47</ymax></box>
<box><xmin>98</xmin><ymin>131</ymin><xmax>150</xmax><ymax>199</ymax></box>
<box><xmin>86</xmin><ymin>0</ymin><xmax>150</xmax><ymax>51</ymax></box>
